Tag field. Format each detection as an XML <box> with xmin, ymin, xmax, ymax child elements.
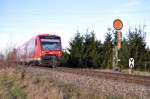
<box><xmin>0</xmin><ymin>66</ymin><xmax>117</xmax><ymax>99</ymax></box>
<box><xmin>0</xmin><ymin>65</ymin><xmax>149</xmax><ymax>99</ymax></box>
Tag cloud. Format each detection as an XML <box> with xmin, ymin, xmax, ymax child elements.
<box><xmin>126</xmin><ymin>0</ymin><xmax>141</xmax><ymax>7</ymax></box>
<box><xmin>113</xmin><ymin>9</ymin><xmax>130</xmax><ymax>14</ymax></box>
<box><xmin>112</xmin><ymin>0</ymin><xmax>141</xmax><ymax>14</ymax></box>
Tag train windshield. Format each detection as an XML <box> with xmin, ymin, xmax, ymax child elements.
<box><xmin>40</xmin><ymin>36</ymin><xmax>61</xmax><ymax>50</ymax></box>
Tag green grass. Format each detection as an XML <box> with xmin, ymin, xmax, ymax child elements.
<box><xmin>0</xmin><ymin>74</ymin><xmax>26</xmax><ymax>99</ymax></box>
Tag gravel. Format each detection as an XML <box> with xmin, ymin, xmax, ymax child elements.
<box><xmin>27</xmin><ymin>67</ymin><xmax>150</xmax><ymax>99</ymax></box>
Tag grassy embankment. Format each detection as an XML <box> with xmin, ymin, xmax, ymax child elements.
<box><xmin>0</xmin><ymin>67</ymin><xmax>140</xmax><ymax>99</ymax></box>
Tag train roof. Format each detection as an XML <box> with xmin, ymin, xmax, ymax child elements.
<box><xmin>37</xmin><ymin>34</ymin><xmax>60</xmax><ymax>37</ymax></box>
<box><xmin>17</xmin><ymin>34</ymin><xmax>61</xmax><ymax>49</ymax></box>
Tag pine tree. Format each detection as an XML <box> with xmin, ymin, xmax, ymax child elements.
<box><xmin>127</xmin><ymin>27</ymin><xmax>146</xmax><ymax>70</ymax></box>
<box><xmin>83</xmin><ymin>31</ymin><xmax>98</xmax><ymax>68</ymax></box>
<box><xmin>102</xmin><ymin>28</ymin><xmax>113</xmax><ymax>69</ymax></box>
<box><xmin>146</xmin><ymin>48</ymin><xmax>150</xmax><ymax>71</ymax></box>
<box><xmin>119</xmin><ymin>38</ymin><xmax>129</xmax><ymax>69</ymax></box>
<box><xmin>66</xmin><ymin>30</ymin><xmax>103</xmax><ymax>68</ymax></box>
<box><xmin>67</xmin><ymin>32</ymin><xmax>84</xmax><ymax>67</ymax></box>
<box><xmin>95</xmin><ymin>40</ymin><xmax>103</xmax><ymax>68</ymax></box>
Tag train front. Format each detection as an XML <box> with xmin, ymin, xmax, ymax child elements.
<box><xmin>39</xmin><ymin>35</ymin><xmax>63</xmax><ymax>67</ymax></box>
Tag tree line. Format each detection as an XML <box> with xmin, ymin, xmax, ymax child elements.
<box><xmin>61</xmin><ymin>26</ymin><xmax>150</xmax><ymax>71</ymax></box>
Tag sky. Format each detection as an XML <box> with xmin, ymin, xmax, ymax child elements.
<box><xmin>0</xmin><ymin>0</ymin><xmax>150</xmax><ymax>52</ymax></box>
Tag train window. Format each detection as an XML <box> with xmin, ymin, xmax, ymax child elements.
<box><xmin>39</xmin><ymin>36</ymin><xmax>61</xmax><ymax>50</ymax></box>
<box><xmin>41</xmin><ymin>42</ymin><xmax>61</xmax><ymax>50</ymax></box>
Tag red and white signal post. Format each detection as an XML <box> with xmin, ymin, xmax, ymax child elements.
<box><xmin>113</xmin><ymin>19</ymin><xmax>123</xmax><ymax>69</ymax></box>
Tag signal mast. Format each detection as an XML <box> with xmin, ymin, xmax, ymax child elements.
<box><xmin>112</xmin><ymin>19</ymin><xmax>123</xmax><ymax>70</ymax></box>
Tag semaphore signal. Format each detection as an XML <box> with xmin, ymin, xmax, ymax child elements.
<box><xmin>113</xmin><ymin>19</ymin><xmax>123</xmax><ymax>70</ymax></box>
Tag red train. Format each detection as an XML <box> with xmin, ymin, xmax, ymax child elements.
<box><xmin>17</xmin><ymin>34</ymin><xmax>63</xmax><ymax>67</ymax></box>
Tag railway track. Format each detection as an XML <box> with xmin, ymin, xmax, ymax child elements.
<box><xmin>52</xmin><ymin>67</ymin><xmax>150</xmax><ymax>86</ymax></box>
<box><xmin>26</xmin><ymin>66</ymin><xmax>150</xmax><ymax>86</ymax></box>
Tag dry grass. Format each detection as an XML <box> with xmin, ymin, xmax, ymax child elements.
<box><xmin>0</xmin><ymin>67</ymin><xmax>128</xmax><ymax>99</ymax></box>
<box><xmin>0</xmin><ymin>65</ymin><xmax>148</xmax><ymax>99</ymax></box>
<box><xmin>0</xmin><ymin>69</ymin><xmax>26</xmax><ymax>99</ymax></box>
<box><xmin>0</xmin><ymin>64</ymin><xmax>148</xmax><ymax>99</ymax></box>
<box><xmin>18</xmin><ymin>67</ymin><xmax>104</xmax><ymax>99</ymax></box>
<box><xmin>97</xmin><ymin>69</ymin><xmax>150</xmax><ymax>76</ymax></box>
<box><xmin>122</xmin><ymin>69</ymin><xmax>150</xmax><ymax>76</ymax></box>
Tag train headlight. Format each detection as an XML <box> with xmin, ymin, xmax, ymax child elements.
<box><xmin>58</xmin><ymin>51</ymin><xmax>62</xmax><ymax>56</ymax></box>
<box><xmin>41</xmin><ymin>51</ymin><xmax>45</xmax><ymax>55</ymax></box>
<box><xmin>58</xmin><ymin>51</ymin><xmax>61</xmax><ymax>54</ymax></box>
